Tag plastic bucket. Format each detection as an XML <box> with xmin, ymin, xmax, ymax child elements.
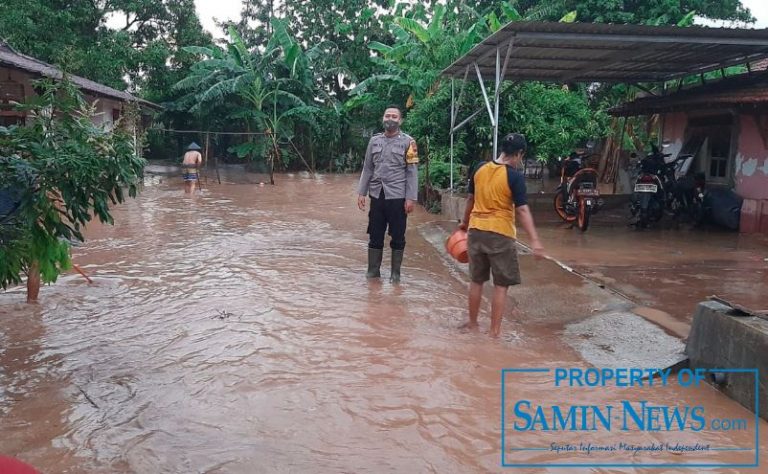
<box><xmin>445</xmin><ymin>229</ymin><xmax>469</xmax><ymax>263</ymax></box>
<box><xmin>0</xmin><ymin>456</ymin><xmax>39</xmax><ymax>474</ymax></box>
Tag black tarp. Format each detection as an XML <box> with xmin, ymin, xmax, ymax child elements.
<box><xmin>703</xmin><ymin>188</ymin><xmax>743</xmax><ymax>231</ymax></box>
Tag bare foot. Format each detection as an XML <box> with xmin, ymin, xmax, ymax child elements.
<box><xmin>489</xmin><ymin>327</ymin><xmax>501</xmax><ymax>338</ymax></box>
<box><xmin>458</xmin><ymin>321</ymin><xmax>479</xmax><ymax>331</ymax></box>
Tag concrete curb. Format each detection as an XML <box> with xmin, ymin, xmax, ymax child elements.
<box><xmin>686</xmin><ymin>301</ymin><xmax>768</xmax><ymax>421</ymax></box>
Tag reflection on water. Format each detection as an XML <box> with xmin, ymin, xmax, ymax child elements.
<box><xmin>0</xmin><ymin>174</ymin><xmax>765</xmax><ymax>473</ymax></box>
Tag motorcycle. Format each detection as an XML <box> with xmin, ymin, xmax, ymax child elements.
<box><xmin>553</xmin><ymin>151</ymin><xmax>603</xmax><ymax>232</ymax></box>
<box><xmin>630</xmin><ymin>144</ymin><xmax>705</xmax><ymax>228</ymax></box>
<box><xmin>666</xmin><ymin>164</ymin><xmax>706</xmax><ymax>226</ymax></box>
<box><xmin>630</xmin><ymin>146</ymin><xmax>668</xmax><ymax>228</ymax></box>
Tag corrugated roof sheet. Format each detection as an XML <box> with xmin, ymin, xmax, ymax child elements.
<box><xmin>0</xmin><ymin>41</ymin><xmax>160</xmax><ymax>110</ymax></box>
<box><xmin>609</xmin><ymin>72</ymin><xmax>768</xmax><ymax>116</ymax></box>
<box><xmin>442</xmin><ymin>22</ymin><xmax>768</xmax><ymax>83</ymax></box>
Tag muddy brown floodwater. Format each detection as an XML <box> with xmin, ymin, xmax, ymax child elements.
<box><xmin>1</xmin><ymin>172</ymin><xmax>766</xmax><ymax>473</ymax></box>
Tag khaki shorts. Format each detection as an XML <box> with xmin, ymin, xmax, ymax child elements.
<box><xmin>468</xmin><ymin>229</ymin><xmax>521</xmax><ymax>287</ymax></box>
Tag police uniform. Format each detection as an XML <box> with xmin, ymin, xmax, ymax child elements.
<box><xmin>357</xmin><ymin>131</ymin><xmax>419</xmax><ymax>282</ymax></box>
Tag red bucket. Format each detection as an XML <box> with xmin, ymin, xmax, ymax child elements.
<box><xmin>0</xmin><ymin>456</ymin><xmax>39</xmax><ymax>474</ymax></box>
<box><xmin>445</xmin><ymin>229</ymin><xmax>469</xmax><ymax>263</ymax></box>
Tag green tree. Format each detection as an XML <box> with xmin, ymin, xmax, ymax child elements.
<box><xmin>175</xmin><ymin>21</ymin><xmax>322</xmax><ymax>181</ymax></box>
<box><xmin>236</xmin><ymin>1</ymin><xmax>390</xmax><ymax>101</ymax></box>
<box><xmin>174</xmin><ymin>25</ymin><xmax>276</xmax><ymax>169</ymax></box>
<box><xmin>514</xmin><ymin>0</ymin><xmax>753</xmax><ymax>24</ymax></box>
<box><xmin>232</xmin><ymin>1</ymin><xmax>396</xmax><ymax>166</ymax></box>
<box><xmin>0</xmin><ymin>78</ymin><xmax>145</xmax><ymax>302</ymax></box>
<box><xmin>0</xmin><ymin>0</ymin><xmax>212</xmax><ymax>93</ymax></box>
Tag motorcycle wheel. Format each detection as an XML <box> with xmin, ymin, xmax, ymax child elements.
<box><xmin>577</xmin><ymin>199</ymin><xmax>591</xmax><ymax>232</ymax></box>
<box><xmin>637</xmin><ymin>209</ymin><xmax>649</xmax><ymax>229</ymax></box>
<box><xmin>690</xmin><ymin>198</ymin><xmax>705</xmax><ymax>226</ymax></box>
<box><xmin>649</xmin><ymin>197</ymin><xmax>664</xmax><ymax>223</ymax></box>
<box><xmin>554</xmin><ymin>192</ymin><xmax>576</xmax><ymax>222</ymax></box>
<box><xmin>651</xmin><ymin>207</ymin><xmax>664</xmax><ymax>223</ymax></box>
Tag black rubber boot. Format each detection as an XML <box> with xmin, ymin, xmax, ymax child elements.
<box><xmin>390</xmin><ymin>249</ymin><xmax>404</xmax><ymax>284</ymax></box>
<box><xmin>366</xmin><ymin>248</ymin><xmax>383</xmax><ymax>278</ymax></box>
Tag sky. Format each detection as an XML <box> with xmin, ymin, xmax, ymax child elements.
<box><xmin>194</xmin><ymin>0</ymin><xmax>241</xmax><ymax>37</ymax></box>
<box><xmin>192</xmin><ymin>0</ymin><xmax>768</xmax><ymax>38</ymax></box>
<box><xmin>744</xmin><ymin>0</ymin><xmax>768</xmax><ymax>27</ymax></box>
<box><xmin>697</xmin><ymin>0</ymin><xmax>768</xmax><ymax>28</ymax></box>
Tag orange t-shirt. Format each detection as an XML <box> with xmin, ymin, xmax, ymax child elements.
<box><xmin>467</xmin><ymin>161</ymin><xmax>528</xmax><ymax>239</ymax></box>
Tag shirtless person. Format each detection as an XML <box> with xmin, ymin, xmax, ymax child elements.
<box><xmin>182</xmin><ymin>142</ymin><xmax>203</xmax><ymax>194</ymax></box>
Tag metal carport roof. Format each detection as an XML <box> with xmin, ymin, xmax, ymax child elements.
<box><xmin>440</xmin><ymin>22</ymin><xmax>768</xmax><ymax>189</ymax></box>
<box><xmin>442</xmin><ymin>22</ymin><xmax>768</xmax><ymax>83</ymax></box>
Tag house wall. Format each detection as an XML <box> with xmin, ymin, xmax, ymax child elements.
<box><xmin>86</xmin><ymin>94</ymin><xmax>125</xmax><ymax>130</ymax></box>
<box><xmin>0</xmin><ymin>67</ymin><xmax>35</xmax><ymax>96</ymax></box>
<box><xmin>660</xmin><ymin>110</ymin><xmax>768</xmax><ymax>234</ymax></box>
<box><xmin>0</xmin><ymin>66</ymin><xmax>35</xmax><ymax>123</ymax></box>
<box><xmin>1</xmin><ymin>66</ymin><xmax>127</xmax><ymax>129</ymax></box>
<box><xmin>662</xmin><ymin>112</ymin><xmax>687</xmax><ymax>158</ymax></box>
<box><xmin>734</xmin><ymin>114</ymin><xmax>768</xmax><ymax>233</ymax></box>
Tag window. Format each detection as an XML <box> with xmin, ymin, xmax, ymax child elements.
<box><xmin>706</xmin><ymin>128</ymin><xmax>732</xmax><ymax>180</ymax></box>
<box><xmin>0</xmin><ymin>115</ymin><xmax>24</xmax><ymax>127</ymax></box>
<box><xmin>112</xmin><ymin>108</ymin><xmax>121</xmax><ymax>122</ymax></box>
<box><xmin>684</xmin><ymin>114</ymin><xmax>734</xmax><ymax>183</ymax></box>
<box><xmin>0</xmin><ymin>80</ymin><xmax>24</xmax><ymax>106</ymax></box>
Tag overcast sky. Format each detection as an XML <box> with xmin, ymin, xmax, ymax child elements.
<box><xmin>744</xmin><ymin>0</ymin><xmax>768</xmax><ymax>26</ymax></box>
<box><xmin>194</xmin><ymin>0</ymin><xmax>240</xmax><ymax>37</ymax></box>
<box><xmin>194</xmin><ymin>0</ymin><xmax>768</xmax><ymax>37</ymax></box>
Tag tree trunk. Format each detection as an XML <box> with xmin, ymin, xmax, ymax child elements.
<box><xmin>310</xmin><ymin>134</ymin><xmax>315</xmax><ymax>175</ymax></box>
<box><xmin>269</xmin><ymin>131</ymin><xmax>278</xmax><ymax>185</ymax></box>
<box><xmin>26</xmin><ymin>262</ymin><xmax>41</xmax><ymax>304</ymax></box>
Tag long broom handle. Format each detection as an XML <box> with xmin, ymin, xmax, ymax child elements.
<box><xmin>72</xmin><ymin>264</ymin><xmax>93</xmax><ymax>284</ymax></box>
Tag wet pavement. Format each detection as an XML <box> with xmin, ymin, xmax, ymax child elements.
<box><xmin>526</xmin><ymin>203</ymin><xmax>768</xmax><ymax>335</ymax></box>
<box><xmin>0</xmin><ymin>171</ymin><xmax>766</xmax><ymax>472</ymax></box>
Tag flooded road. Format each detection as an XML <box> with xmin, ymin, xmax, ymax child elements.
<box><xmin>529</xmin><ymin>204</ymin><xmax>768</xmax><ymax>326</ymax></box>
<box><xmin>1</xmin><ymin>173</ymin><xmax>766</xmax><ymax>472</ymax></box>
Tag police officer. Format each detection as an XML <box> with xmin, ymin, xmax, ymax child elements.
<box><xmin>357</xmin><ymin>105</ymin><xmax>419</xmax><ymax>283</ymax></box>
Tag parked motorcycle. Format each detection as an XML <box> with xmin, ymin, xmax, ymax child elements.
<box><xmin>630</xmin><ymin>146</ymin><xmax>667</xmax><ymax>228</ymax></box>
<box><xmin>554</xmin><ymin>152</ymin><xmax>603</xmax><ymax>232</ymax></box>
<box><xmin>667</xmin><ymin>167</ymin><xmax>706</xmax><ymax>225</ymax></box>
<box><xmin>630</xmin><ymin>144</ymin><xmax>705</xmax><ymax>228</ymax></box>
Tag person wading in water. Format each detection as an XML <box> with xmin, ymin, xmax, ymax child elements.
<box><xmin>459</xmin><ymin>133</ymin><xmax>544</xmax><ymax>337</ymax></box>
<box><xmin>182</xmin><ymin>142</ymin><xmax>203</xmax><ymax>194</ymax></box>
<box><xmin>357</xmin><ymin>105</ymin><xmax>419</xmax><ymax>284</ymax></box>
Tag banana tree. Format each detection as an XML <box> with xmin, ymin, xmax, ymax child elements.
<box><xmin>352</xmin><ymin>2</ymin><xmax>577</xmax><ymax>108</ymax></box>
<box><xmin>175</xmin><ymin>25</ymin><xmax>277</xmax><ymax>167</ymax></box>
<box><xmin>261</xmin><ymin>18</ymin><xmax>329</xmax><ymax>180</ymax></box>
<box><xmin>176</xmin><ymin>21</ymin><xmax>324</xmax><ymax>181</ymax></box>
<box><xmin>351</xmin><ymin>4</ymin><xmax>481</xmax><ymax>108</ymax></box>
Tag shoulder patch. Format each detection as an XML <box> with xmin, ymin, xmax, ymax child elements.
<box><xmin>405</xmin><ymin>139</ymin><xmax>419</xmax><ymax>164</ymax></box>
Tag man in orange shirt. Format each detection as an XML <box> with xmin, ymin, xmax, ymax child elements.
<box><xmin>459</xmin><ymin>133</ymin><xmax>544</xmax><ymax>337</ymax></box>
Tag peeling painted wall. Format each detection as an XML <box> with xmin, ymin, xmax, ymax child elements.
<box><xmin>734</xmin><ymin>115</ymin><xmax>768</xmax><ymax>200</ymax></box>
<box><xmin>660</xmin><ymin>110</ymin><xmax>768</xmax><ymax>233</ymax></box>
